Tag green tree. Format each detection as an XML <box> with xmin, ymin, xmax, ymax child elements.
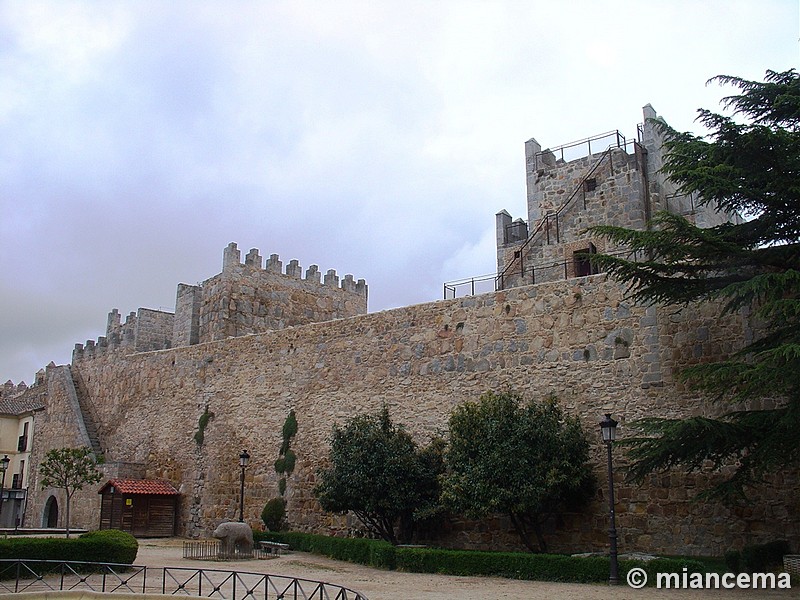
<box><xmin>589</xmin><ymin>69</ymin><xmax>800</xmax><ymax>499</ymax></box>
<box><xmin>314</xmin><ymin>407</ymin><xmax>444</xmax><ymax>545</ymax></box>
<box><xmin>261</xmin><ymin>497</ymin><xmax>286</xmax><ymax>531</ymax></box>
<box><xmin>441</xmin><ymin>391</ymin><xmax>594</xmax><ymax>553</ymax></box>
<box><xmin>39</xmin><ymin>447</ymin><xmax>103</xmax><ymax>537</ymax></box>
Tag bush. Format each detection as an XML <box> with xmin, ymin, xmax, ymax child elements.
<box><xmin>725</xmin><ymin>540</ymin><xmax>791</xmax><ymax>574</ymax></box>
<box><xmin>283</xmin><ymin>449</ymin><xmax>296</xmax><ymax>474</ymax></box>
<box><xmin>0</xmin><ymin>529</ymin><xmax>138</xmax><ymax>565</ymax></box>
<box><xmin>395</xmin><ymin>547</ymin><xmax>609</xmax><ymax>581</ymax></box>
<box><xmin>250</xmin><ymin>531</ymin><xmax>705</xmax><ymax>585</ymax></box>
<box><xmin>261</xmin><ymin>498</ymin><xmax>286</xmax><ymax>531</ymax></box>
<box><xmin>77</xmin><ymin>530</ymin><xmax>139</xmax><ymax>564</ymax></box>
<box><xmin>252</xmin><ymin>531</ymin><xmax>394</xmax><ymax>568</ymax></box>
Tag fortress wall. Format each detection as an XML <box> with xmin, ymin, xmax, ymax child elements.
<box><xmin>188</xmin><ymin>244</ymin><xmax>368</xmax><ymax>344</ymax></box>
<box><xmin>173</xmin><ymin>284</ymin><xmax>201</xmax><ymax>347</ymax></box>
<box><xmin>35</xmin><ymin>275</ymin><xmax>798</xmax><ymax>555</ymax></box>
<box><xmin>134</xmin><ymin>309</ymin><xmax>174</xmax><ymax>352</ymax></box>
<box><xmin>499</xmin><ymin>147</ymin><xmax>647</xmax><ymax>286</ymax></box>
<box><xmin>25</xmin><ymin>365</ymin><xmax>102</xmax><ymax>529</ymax></box>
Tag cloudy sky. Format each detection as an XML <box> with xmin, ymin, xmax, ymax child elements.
<box><xmin>1</xmin><ymin>1</ymin><xmax>797</xmax><ymax>384</ymax></box>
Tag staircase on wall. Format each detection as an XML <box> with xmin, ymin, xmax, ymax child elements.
<box><xmin>496</xmin><ymin>146</ymin><xmax>617</xmax><ymax>290</ymax></box>
<box><xmin>68</xmin><ymin>367</ymin><xmax>103</xmax><ymax>457</ymax></box>
<box><xmin>496</xmin><ymin>133</ymin><xmax>650</xmax><ymax>292</ymax></box>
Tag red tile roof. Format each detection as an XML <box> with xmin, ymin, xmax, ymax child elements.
<box><xmin>99</xmin><ymin>479</ymin><xmax>180</xmax><ymax>496</ymax></box>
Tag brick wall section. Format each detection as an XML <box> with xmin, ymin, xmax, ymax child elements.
<box><xmin>498</xmin><ymin>146</ymin><xmax>645</xmax><ymax>286</ymax></box>
<box><xmin>29</xmin><ymin>274</ymin><xmax>798</xmax><ymax>556</ymax></box>
<box><xmin>25</xmin><ymin>365</ymin><xmax>102</xmax><ymax>529</ymax></box>
<box><xmin>134</xmin><ymin>309</ymin><xmax>174</xmax><ymax>352</ymax></box>
<box><xmin>173</xmin><ymin>284</ymin><xmax>201</xmax><ymax>346</ymax></box>
<box><xmin>194</xmin><ymin>258</ymin><xmax>367</xmax><ymax>344</ymax></box>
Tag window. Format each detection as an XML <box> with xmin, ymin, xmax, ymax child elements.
<box><xmin>17</xmin><ymin>422</ymin><xmax>29</xmax><ymax>452</ymax></box>
<box><xmin>574</xmin><ymin>243</ymin><xmax>598</xmax><ymax>278</ymax></box>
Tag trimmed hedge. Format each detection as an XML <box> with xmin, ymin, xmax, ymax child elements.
<box><xmin>252</xmin><ymin>531</ymin><xmax>704</xmax><ymax>585</ymax></box>
<box><xmin>254</xmin><ymin>531</ymin><xmax>394</xmax><ymax>569</ymax></box>
<box><xmin>0</xmin><ymin>529</ymin><xmax>138</xmax><ymax>565</ymax></box>
<box><xmin>726</xmin><ymin>540</ymin><xmax>791</xmax><ymax>573</ymax></box>
<box><xmin>395</xmin><ymin>547</ymin><xmax>704</xmax><ymax>584</ymax></box>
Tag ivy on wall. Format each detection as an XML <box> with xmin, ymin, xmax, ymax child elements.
<box><xmin>193</xmin><ymin>407</ymin><xmax>214</xmax><ymax>445</ymax></box>
<box><xmin>274</xmin><ymin>409</ymin><xmax>298</xmax><ymax>493</ymax></box>
<box><xmin>262</xmin><ymin>409</ymin><xmax>298</xmax><ymax>531</ymax></box>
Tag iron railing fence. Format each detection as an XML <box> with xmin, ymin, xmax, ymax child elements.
<box><xmin>496</xmin><ymin>144</ymin><xmax>621</xmax><ymax>287</ymax></box>
<box><xmin>443</xmin><ymin>248</ymin><xmax>643</xmax><ymax>300</ymax></box>
<box><xmin>532</xmin><ymin>129</ymin><xmax>634</xmax><ymax>168</ymax></box>
<box><xmin>0</xmin><ymin>560</ymin><xmax>149</xmax><ymax>595</ymax></box>
<box><xmin>0</xmin><ymin>560</ymin><xmax>368</xmax><ymax>600</ymax></box>
<box><xmin>182</xmin><ymin>540</ymin><xmax>270</xmax><ymax>561</ymax></box>
<box><xmin>442</xmin><ymin>274</ymin><xmax>497</xmax><ymax>299</ymax></box>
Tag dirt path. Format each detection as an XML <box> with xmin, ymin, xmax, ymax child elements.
<box><xmin>134</xmin><ymin>538</ymin><xmax>798</xmax><ymax>600</ymax></box>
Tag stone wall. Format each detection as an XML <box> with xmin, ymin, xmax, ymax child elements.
<box><xmin>192</xmin><ymin>244</ymin><xmax>368</xmax><ymax>344</ymax></box>
<box><xmin>134</xmin><ymin>309</ymin><xmax>174</xmax><ymax>352</ymax></box>
<box><xmin>495</xmin><ymin>105</ymin><xmax>739</xmax><ymax>291</ymax></box>
<box><xmin>31</xmin><ymin>273</ymin><xmax>798</xmax><ymax>556</ymax></box>
<box><xmin>497</xmin><ymin>145</ymin><xmax>643</xmax><ymax>286</ymax></box>
<box><xmin>25</xmin><ymin>365</ymin><xmax>102</xmax><ymax>529</ymax></box>
<box><xmin>72</xmin><ymin>243</ymin><xmax>369</xmax><ymax>362</ymax></box>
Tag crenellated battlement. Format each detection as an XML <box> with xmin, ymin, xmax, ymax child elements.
<box><xmin>74</xmin><ymin>242</ymin><xmax>370</xmax><ymax>361</ymax></box>
<box><xmin>1</xmin><ymin>368</ymin><xmax>46</xmax><ymax>396</ymax></box>
<box><xmin>184</xmin><ymin>242</ymin><xmax>368</xmax><ymax>344</ymax></box>
<box><xmin>74</xmin><ymin>306</ymin><xmax>175</xmax><ymax>362</ymax></box>
<box><xmin>221</xmin><ymin>243</ymin><xmax>368</xmax><ymax>298</ymax></box>
<box><xmin>2</xmin><ymin>379</ymin><xmax>28</xmax><ymax>397</ymax></box>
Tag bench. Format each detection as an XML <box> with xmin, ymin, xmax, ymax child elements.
<box><xmin>259</xmin><ymin>541</ymin><xmax>291</xmax><ymax>556</ymax></box>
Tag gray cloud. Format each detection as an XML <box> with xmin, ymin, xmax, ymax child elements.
<box><xmin>1</xmin><ymin>1</ymin><xmax>797</xmax><ymax>383</ymax></box>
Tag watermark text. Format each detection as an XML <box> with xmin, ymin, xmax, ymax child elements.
<box><xmin>626</xmin><ymin>567</ymin><xmax>792</xmax><ymax>590</ymax></box>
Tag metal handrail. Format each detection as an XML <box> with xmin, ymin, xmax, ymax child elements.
<box><xmin>0</xmin><ymin>559</ymin><xmax>368</xmax><ymax>600</ymax></box>
<box><xmin>534</xmin><ymin>129</ymin><xmax>632</xmax><ymax>167</ymax></box>
<box><xmin>443</xmin><ymin>248</ymin><xmax>641</xmax><ymax>300</ymax></box>
<box><xmin>496</xmin><ymin>143</ymin><xmax>625</xmax><ymax>290</ymax></box>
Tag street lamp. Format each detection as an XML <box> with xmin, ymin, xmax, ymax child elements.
<box><xmin>599</xmin><ymin>414</ymin><xmax>619</xmax><ymax>585</ymax></box>
<box><xmin>0</xmin><ymin>455</ymin><xmax>9</xmax><ymax>528</ymax></box>
<box><xmin>238</xmin><ymin>450</ymin><xmax>250</xmax><ymax>523</ymax></box>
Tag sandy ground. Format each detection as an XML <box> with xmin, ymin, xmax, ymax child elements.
<box><xmin>134</xmin><ymin>538</ymin><xmax>798</xmax><ymax>600</ymax></box>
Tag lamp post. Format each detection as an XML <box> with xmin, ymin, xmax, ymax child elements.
<box><xmin>599</xmin><ymin>414</ymin><xmax>619</xmax><ymax>585</ymax></box>
<box><xmin>0</xmin><ymin>455</ymin><xmax>9</xmax><ymax>528</ymax></box>
<box><xmin>238</xmin><ymin>450</ymin><xmax>250</xmax><ymax>523</ymax></box>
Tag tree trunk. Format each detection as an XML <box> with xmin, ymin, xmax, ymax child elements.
<box><xmin>508</xmin><ymin>512</ymin><xmax>546</xmax><ymax>553</ymax></box>
<box><xmin>65</xmin><ymin>492</ymin><xmax>72</xmax><ymax>539</ymax></box>
<box><xmin>398</xmin><ymin>511</ymin><xmax>414</xmax><ymax>544</ymax></box>
<box><xmin>355</xmin><ymin>511</ymin><xmax>398</xmax><ymax>545</ymax></box>
<box><xmin>508</xmin><ymin>512</ymin><xmax>537</xmax><ymax>552</ymax></box>
<box><xmin>532</xmin><ymin>520</ymin><xmax>548</xmax><ymax>554</ymax></box>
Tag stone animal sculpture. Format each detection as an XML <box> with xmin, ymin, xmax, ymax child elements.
<box><xmin>213</xmin><ymin>521</ymin><xmax>254</xmax><ymax>557</ymax></box>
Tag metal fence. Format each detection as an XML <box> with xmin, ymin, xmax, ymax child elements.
<box><xmin>533</xmin><ymin>129</ymin><xmax>633</xmax><ymax>167</ymax></box>
<box><xmin>0</xmin><ymin>560</ymin><xmax>368</xmax><ymax>600</ymax></box>
<box><xmin>182</xmin><ymin>540</ymin><xmax>270</xmax><ymax>561</ymax></box>
<box><xmin>443</xmin><ymin>248</ymin><xmax>642</xmax><ymax>300</ymax></box>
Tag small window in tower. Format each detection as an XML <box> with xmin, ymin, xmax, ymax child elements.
<box><xmin>584</xmin><ymin>178</ymin><xmax>597</xmax><ymax>192</ymax></box>
<box><xmin>574</xmin><ymin>243</ymin><xmax>598</xmax><ymax>278</ymax></box>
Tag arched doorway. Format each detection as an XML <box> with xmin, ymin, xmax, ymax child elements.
<box><xmin>43</xmin><ymin>496</ymin><xmax>58</xmax><ymax>528</ymax></box>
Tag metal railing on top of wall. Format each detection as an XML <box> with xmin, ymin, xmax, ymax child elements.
<box><xmin>533</xmin><ymin>130</ymin><xmax>632</xmax><ymax>169</ymax></box>
<box><xmin>443</xmin><ymin>248</ymin><xmax>641</xmax><ymax>300</ymax></box>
